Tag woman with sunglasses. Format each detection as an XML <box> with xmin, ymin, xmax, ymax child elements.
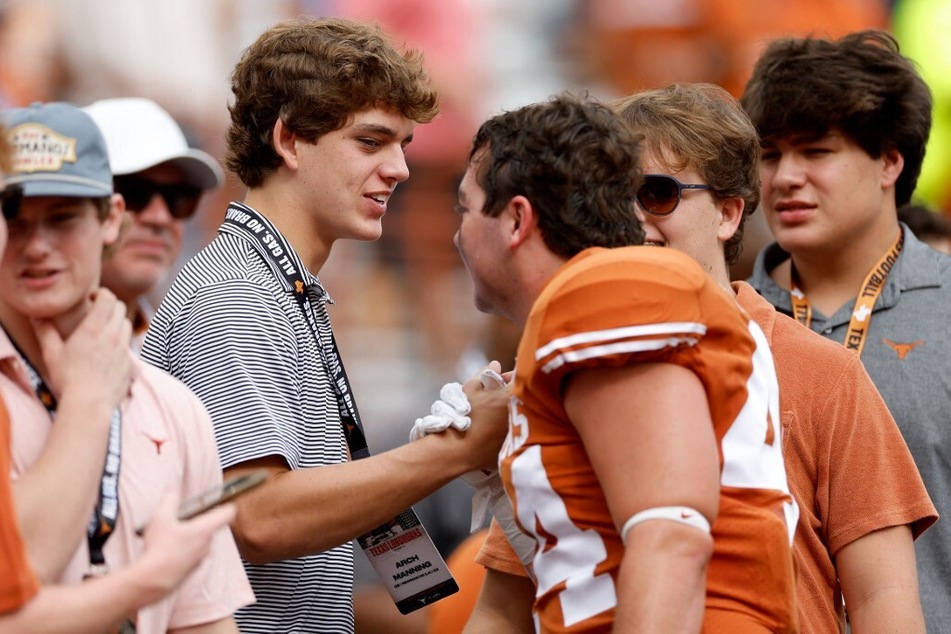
<box><xmin>613</xmin><ymin>83</ymin><xmax>935</xmax><ymax>633</ymax></box>
<box><xmin>83</xmin><ymin>98</ymin><xmax>223</xmax><ymax>354</ymax></box>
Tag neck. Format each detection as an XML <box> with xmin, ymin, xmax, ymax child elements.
<box><xmin>108</xmin><ymin>289</ymin><xmax>139</xmax><ymax>324</ymax></box>
<box><xmin>127</xmin><ymin>299</ymin><xmax>149</xmax><ymax>335</ymax></box>
<box><xmin>503</xmin><ymin>279</ymin><xmax>539</xmax><ymax>330</ymax></box>
<box><xmin>509</xmin><ymin>249</ymin><xmax>569</xmax><ymax>328</ymax></box>
<box><xmin>777</xmin><ymin>220</ymin><xmax>902</xmax><ymax>316</ymax></box>
<box><xmin>243</xmin><ymin>186</ymin><xmax>331</xmax><ymax>274</ymax></box>
<box><xmin>0</xmin><ymin>305</ymin><xmax>82</xmax><ymax>380</ymax></box>
<box><xmin>707</xmin><ymin>256</ymin><xmax>734</xmax><ymax>296</ymax></box>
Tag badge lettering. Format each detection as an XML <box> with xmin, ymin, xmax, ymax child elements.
<box><xmin>395</xmin><ymin>555</ymin><xmax>420</xmax><ymax>568</ymax></box>
<box><xmin>392</xmin><ymin>561</ymin><xmax>432</xmax><ymax>581</ymax></box>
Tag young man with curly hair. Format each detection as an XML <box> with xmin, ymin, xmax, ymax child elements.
<box><xmin>142</xmin><ymin>18</ymin><xmax>509</xmax><ymax>633</ymax></box>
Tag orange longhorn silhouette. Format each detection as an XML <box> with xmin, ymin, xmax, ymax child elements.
<box><xmin>883</xmin><ymin>338</ymin><xmax>924</xmax><ymax>359</ymax></box>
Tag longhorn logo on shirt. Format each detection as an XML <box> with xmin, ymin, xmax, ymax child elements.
<box><xmin>143</xmin><ymin>435</ymin><xmax>166</xmax><ymax>455</ymax></box>
<box><xmin>883</xmin><ymin>338</ymin><xmax>924</xmax><ymax>360</ymax></box>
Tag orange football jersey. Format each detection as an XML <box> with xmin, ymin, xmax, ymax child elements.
<box><xmin>499</xmin><ymin>246</ymin><xmax>798</xmax><ymax>632</ymax></box>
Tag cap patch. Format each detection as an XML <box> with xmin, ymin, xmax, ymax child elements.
<box><xmin>9</xmin><ymin>123</ymin><xmax>78</xmax><ymax>174</ymax></box>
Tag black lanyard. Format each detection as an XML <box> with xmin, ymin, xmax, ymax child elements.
<box><xmin>222</xmin><ymin>205</ymin><xmax>460</xmax><ymax>615</ymax></box>
<box><xmin>221</xmin><ymin>202</ymin><xmax>370</xmax><ymax>459</ymax></box>
<box><xmin>12</xmin><ymin>340</ymin><xmax>121</xmax><ymax>572</ymax></box>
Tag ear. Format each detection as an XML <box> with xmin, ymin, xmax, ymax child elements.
<box><xmin>881</xmin><ymin>148</ymin><xmax>904</xmax><ymax>190</ymax></box>
<box><xmin>716</xmin><ymin>195</ymin><xmax>745</xmax><ymax>245</ymax></box>
<box><xmin>506</xmin><ymin>195</ymin><xmax>536</xmax><ymax>249</ymax></box>
<box><xmin>272</xmin><ymin>118</ymin><xmax>301</xmax><ymax>171</ymax></box>
<box><xmin>102</xmin><ymin>193</ymin><xmax>125</xmax><ymax>246</ymax></box>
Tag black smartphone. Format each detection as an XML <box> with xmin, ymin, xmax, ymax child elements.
<box><xmin>136</xmin><ymin>470</ymin><xmax>268</xmax><ymax>535</ymax></box>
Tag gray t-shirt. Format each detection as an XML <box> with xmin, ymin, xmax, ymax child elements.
<box><xmin>749</xmin><ymin>226</ymin><xmax>951</xmax><ymax>630</ymax></box>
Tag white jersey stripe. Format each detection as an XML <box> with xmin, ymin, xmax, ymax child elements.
<box><xmin>539</xmin><ymin>334</ymin><xmax>703</xmax><ymax>374</ymax></box>
<box><xmin>535</xmin><ymin>321</ymin><xmax>707</xmax><ymax>361</ymax></box>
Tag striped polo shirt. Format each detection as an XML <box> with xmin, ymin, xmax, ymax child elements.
<box><xmin>142</xmin><ymin>202</ymin><xmax>353</xmax><ymax>633</ymax></box>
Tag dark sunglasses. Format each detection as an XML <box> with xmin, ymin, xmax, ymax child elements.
<box><xmin>114</xmin><ymin>175</ymin><xmax>202</xmax><ymax>220</ymax></box>
<box><xmin>0</xmin><ymin>185</ymin><xmax>23</xmax><ymax>221</ymax></box>
<box><xmin>636</xmin><ymin>174</ymin><xmax>712</xmax><ymax>216</ymax></box>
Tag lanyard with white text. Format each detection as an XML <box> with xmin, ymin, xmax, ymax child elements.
<box><xmin>790</xmin><ymin>230</ymin><xmax>903</xmax><ymax>356</ymax></box>
<box><xmin>220</xmin><ymin>202</ymin><xmax>370</xmax><ymax>458</ymax></box>
<box><xmin>14</xmin><ymin>346</ymin><xmax>122</xmax><ymax>574</ymax></box>
<box><xmin>221</xmin><ymin>202</ymin><xmax>461</xmax><ymax>612</ymax></box>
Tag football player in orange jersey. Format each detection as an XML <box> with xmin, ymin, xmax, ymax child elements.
<box><xmin>455</xmin><ymin>93</ymin><xmax>797</xmax><ymax>633</ymax></box>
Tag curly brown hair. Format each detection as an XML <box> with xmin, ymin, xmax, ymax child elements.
<box><xmin>612</xmin><ymin>83</ymin><xmax>761</xmax><ymax>266</ymax></box>
<box><xmin>468</xmin><ymin>93</ymin><xmax>644</xmax><ymax>258</ymax></box>
<box><xmin>741</xmin><ymin>30</ymin><xmax>932</xmax><ymax>208</ymax></box>
<box><xmin>226</xmin><ymin>17</ymin><xmax>440</xmax><ymax>188</ymax></box>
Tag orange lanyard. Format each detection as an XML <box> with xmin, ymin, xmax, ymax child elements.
<box><xmin>790</xmin><ymin>230</ymin><xmax>903</xmax><ymax>356</ymax></box>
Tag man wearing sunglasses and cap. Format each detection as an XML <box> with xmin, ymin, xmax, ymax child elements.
<box><xmin>83</xmin><ymin>97</ymin><xmax>223</xmax><ymax>353</ymax></box>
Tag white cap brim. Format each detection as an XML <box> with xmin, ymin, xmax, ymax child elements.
<box><xmin>83</xmin><ymin>97</ymin><xmax>224</xmax><ymax>190</ymax></box>
<box><xmin>127</xmin><ymin>149</ymin><xmax>223</xmax><ymax>190</ymax></box>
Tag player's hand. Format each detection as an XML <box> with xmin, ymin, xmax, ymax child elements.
<box><xmin>459</xmin><ymin>361</ymin><xmax>511</xmax><ymax>471</ymax></box>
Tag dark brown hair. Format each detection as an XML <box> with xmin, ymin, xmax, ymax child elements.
<box><xmin>741</xmin><ymin>30</ymin><xmax>932</xmax><ymax>207</ymax></box>
<box><xmin>899</xmin><ymin>203</ymin><xmax>951</xmax><ymax>242</ymax></box>
<box><xmin>469</xmin><ymin>93</ymin><xmax>644</xmax><ymax>258</ymax></box>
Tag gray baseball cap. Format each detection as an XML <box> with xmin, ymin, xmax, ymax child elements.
<box><xmin>3</xmin><ymin>102</ymin><xmax>113</xmax><ymax>198</ymax></box>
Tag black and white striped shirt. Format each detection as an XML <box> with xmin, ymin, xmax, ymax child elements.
<box><xmin>142</xmin><ymin>202</ymin><xmax>354</xmax><ymax>633</ymax></box>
